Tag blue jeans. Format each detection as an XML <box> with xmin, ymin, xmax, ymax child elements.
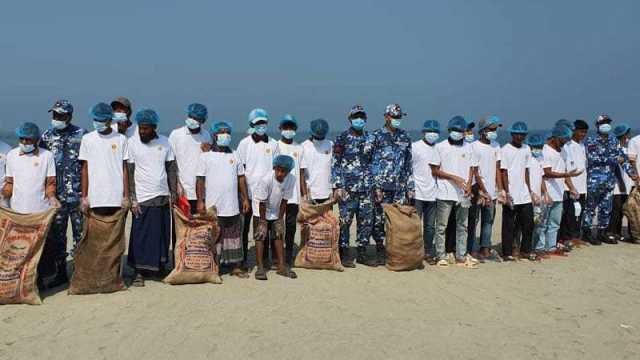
<box><xmin>414</xmin><ymin>199</ymin><xmax>436</xmax><ymax>257</ymax></box>
<box><xmin>537</xmin><ymin>201</ymin><xmax>563</xmax><ymax>250</ymax></box>
<box><xmin>468</xmin><ymin>200</ymin><xmax>496</xmax><ymax>253</ymax></box>
<box><xmin>434</xmin><ymin>200</ymin><xmax>469</xmax><ymax>260</ymax></box>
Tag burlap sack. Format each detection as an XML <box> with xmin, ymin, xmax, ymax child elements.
<box><xmin>0</xmin><ymin>207</ymin><xmax>56</xmax><ymax>305</ymax></box>
<box><xmin>383</xmin><ymin>204</ymin><xmax>424</xmax><ymax>271</ymax></box>
<box><xmin>623</xmin><ymin>187</ymin><xmax>640</xmax><ymax>241</ymax></box>
<box><xmin>164</xmin><ymin>207</ymin><xmax>222</xmax><ymax>285</ymax></box>
<box><xmin>294</xmin><ymin>199</ymin><xmax>343</xmax><ymax>271</ymax></box>
<box><xmin>69</xmin><ymin>208</ymin><xmax>127</xmax><ymax>295</ymax></box>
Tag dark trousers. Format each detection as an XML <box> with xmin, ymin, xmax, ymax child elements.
<box><xmin>445</xmin><ymin>210</ymin><xmax>456</xmax><ymax>253</ymax></box>
<box><xmin>502</xmin><ymin>203</ymin><xmax>534</xmax><ymax>256</ymax></box>
<box><xmin>559</xmin><ymin>192</ymin><xmax>586</xmax><ymax>241</ymax></box>
<box><xmin>38</xmin><ymin>202</ymin><xmax>83</xmax><ymax>279</ymax></box>
<box><xmin>242</xmin><ymin>203</ymin><xmax>253</xmax><ymax>266</ymax></box>
<box><xmin>608</xmin><ymin>194</ymin><xmax>628</xmax><ymax>236</ymax></box>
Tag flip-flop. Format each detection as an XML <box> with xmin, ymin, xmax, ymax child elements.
<box><xmin>436</xmin><ymin>259</ymin><xmax>449</xmax><ymax>267</ymax></box>
<box><xmin>132</xmin><ymin>274</ymin><xmax>145</xmax><ymax>287</ymax></box>
<box><xmin>231</xmin><ymin>268</ymin><xmax>250</xmax><ymax>279</ymax></box>
<box><xmin>503</xmin><ymin>255</ymin><xmax>517</xmax><ymax>262</ymax></box>
<box><xmin>276</xmin><ymin>268</ymin><xmax>298</xmax><ymax>279</ymax></box>
<box><xmin>254</xmin><ymin>267</ymin><xmax>268</xmax><ymax>280</ymax></box>
<box><xmin>456</xmin><ymin>259</ymin><xmax>478</xmax><ymax>269</ymax></box>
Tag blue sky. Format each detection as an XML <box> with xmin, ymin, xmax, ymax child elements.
<box><xmin>1</xmin><ymin>0</ymin><xmax>638</xmax><ymax>133</ymax></box>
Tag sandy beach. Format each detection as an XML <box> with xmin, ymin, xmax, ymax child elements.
<box><xmin>2</xmin><ymin>208</ymin><xmax>640</xmax><ymax>360</ymax></box>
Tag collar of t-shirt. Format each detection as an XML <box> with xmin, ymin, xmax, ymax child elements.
<box><xmin>251</xmin><ymin>134</ymin><xmax>268</xmax><ymax>143</ymax></box>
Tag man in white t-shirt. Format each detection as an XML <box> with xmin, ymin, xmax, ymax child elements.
<box><xmin>609</xmin><ymin>124</ymin><xmax>636</xmax><ymax>242</ymax></box>
<box><xmin>168</xmin><ymin>103</ymin><xmax>211</xmax><ymax>211</ymax></box>
<box><xmin>629</xmin><ymin>133</ymin><xmax>640</xmax><ymax>185</ymax></box>
<box><xmin>0</xmin><ymin>139</ymin><xmax>12</xmax><ymax>207</ymax></box>
<box><xmin>236</xmin><ymin>108</ymin><xmax>279</xmax><ymax>268</ymax></box>
<box><xmin>196</xmin><ymin>121</ymin><xmax>251</xmax><ymax>278</ymax></box>
<box><xmin>126</xmin><ymin>109</ymin><xmax>177</xmax><ymax>286</ymax></box>
<box><xmin>468</xmin><ymin>115</ymin><xmax>503</xmax><ymax>260</ymax></box>
<box><xmin>430</xmin><ymin>116</ymin><xmax>478</xmax><ymax>267</ymax></box>
<box><xmin>252</xmin><ymin>155</ymin><xmax>297</xmax><ymax>280</ymax></box>
<box><xmin>412</xmin><ymin>120</ymin><xmax>440</xmax><ymax>263</ymax></box>
<box><xmin>110</xmin><ymin>96</ymin><xmax>137</xmax><ymax>139</ymax></box>
<box><xmin>559</xmin><ymin>120</ymin><xmax>589</xmax><ymax>245</ymax></box>
<box><xmin>301</xmin><ymin>119</ymin><xmax>333</xmax><ymax>203</ymax></box>
<box><xmin>541</xmin><ymin>125</ymin><xmax>582</xmax><ymax>255</ymax></box>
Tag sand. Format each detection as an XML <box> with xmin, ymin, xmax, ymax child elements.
<box><xmin>2</xmin><ymin>209</ymin><xmax>640</xmax><ymax>360</ymax></box>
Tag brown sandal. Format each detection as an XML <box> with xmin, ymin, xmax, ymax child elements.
<box><xmin>231</xmin><ymin>267</ymin><xmax>250</xmax><ymax>279</ymax></box>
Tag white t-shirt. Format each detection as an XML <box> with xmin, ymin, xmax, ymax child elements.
<box><xmin>111</xmin><ymin>123</ymin><xmax>138</xmax><ymax>139</ymax></box>
<box><xmin>5</xmin><ymin>148</ymin><xmax>56</xmax><ymax>214</ymax></box>
<box><xmin>614</xmin><ymin>147</ymin><xmax>634</xmax><ymax>195</ymax></box>
<box><xmin>411</xmin><ymin>140</ymin><xmax>438</xmax><ymax>201</ymax></box>
<box><xmin>127</xmin><ymin>135</ymin><xmax>175</xmax><ymax>203</ymax></box>
<box><xmin>0</xmin><ymin>140</ymin><xmax>11</xmax><ymax>187</ymax></box>
<box><xmin>431</xmin><ymin>141</ymin><xmax>477</xmax><ymax>202</ymax></box>
<box><xmin>169</xmin><ymin>126</ymin><xmax>211</xmax><ymax>200</ymax></box>
<box><xmin>562</xmin><ymin>140</ymin><xmax>587</xmax><ymax>194</ymax></box>
<box><xmin>542</xmin><ymin>144</ymin><xmax>567</xmax><ymax>202</ymax></box>
<box><xmin>629</xmin><ymin>135</ymin><xmax>640</xmax><ymax>179</ymax></box>
<box><xmin>471</xmin><ymin>140</ymin><xmax>501</xmax><ymax>200</ymax></box>
<box><xmin>79</xmin><ymin>130</ymin><xmax>129</xmax><ymax>208</ymax></box>
<box><xmin>237</xmin><ymin>136</ymin><xmax>279</xmax><ymax>199</ymax></box>
<box><xmin>300</xmin><ymin>139</ymin><xmax>333</xmax><ymax>200</ymax></box>
<box><xmin>252</xmin><ymin>173</ymin><xmax>295</xmax><ymax>220</ymax></box>
<box><xmin>529</xmin><ymin>155</ymin><xmax>545</xmax><ymax>198</ymax></box>
<box><xmin>500</xmin><ymin>143</ymin><xmax>532</xmax><ymax>205</ymax></box>
<box><xmin>276</xmin><ymin>140</ymin><xmax>303</xmax><ymax>204</ymax></box>
<box><xmin>196</xmin><ymin>151</ymin><xmax>245</xmax><ymax>217</ymax></box>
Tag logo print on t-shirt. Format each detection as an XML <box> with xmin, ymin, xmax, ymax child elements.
<box><xmin>111</xmin><ymin>144</ymin><xmax>117</xmax><ymax>152</ymax></box>
<box><xmin>229</xmin><ymin>159</ymin><xmax>234</xmax><ymax>165</ymax></box>
<box><xmin>158</xmin><ymin>146</ymin><xmax>162</xmax><ymax>151</ymax></box>
<box><xmin>265</xmin><ymin>149</ymin><xmax>271</xmax><ymax>154</ymax></box>
<box><xmin>34</xmin><ymin>162</ymin><xmax>39</xmax><ymax>167</ymax></box>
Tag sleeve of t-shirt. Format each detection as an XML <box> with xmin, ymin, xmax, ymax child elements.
<box><xmin>5</xmin><ymin>154</ymin><xmax>13</xmax><ymax>178</ymax></box>
<box><xmin>46</xmin><ymin>152</ymin><xmax>56</xmax><ymax>177</ymax></box>
<box><xmin>629</xmin><ymin>138</ymin><xmax>639</xmax><ymax>159</ymax></box>
<box><xmin>542</xmin><ymin>151</ymin><xmax>553</xmax><ymax>169</ymax></box>
<box><xmin>122</xmin><ymin>137</ymin><xmax>130</xmax><ymax>161</ymax></box>
<box><xmin>78</xmin><ymin>135</ymin><xmax>88</xmax><ymax>161</ymax></box>
<box><xmin>470</xmin><ymin>145</ymin><xmax>480</xmax><ymax>167</ymax></box>
<box><xmin>236</xmin><ymin>153</ymin><xmax>245</xmax><ymax>176</ymax></box>
<box><xmin>253</xmin><ymin>176</ymin><xmax>270</xmax><ymax>201</ymax></box>
<box><xmin>299</xmin><ymin>144</ymin><xmax>309</xmax><ymax>169</ymax></box>
<box><xmin>429</xmin><ymin>145</ymin><xmax>441</xmax><ymax>166</ymax></box>
<box><xmin>168</xmin><ymin>131</ymin><xmax>177</xmax><ymax>154</ymax></box>
<box><xmin>195</xmin><ymin>154</ymin><xmax>206</xmax><ymax>177</ymax></box>
<box><xmin>126</xmin><ymin>140</ymin><xmax>135</xmax><ymax>164</ymax></box>
<box><xmin>236</xmin><ymin>139</ymin><xmax>247</xmax><ymax>165</ymax></box>
<box><xmin>166</xmin><ymin>141</ymin><xmax>175</xmax><ymax>162</ymax></box>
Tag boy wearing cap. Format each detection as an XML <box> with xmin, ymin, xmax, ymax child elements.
<box><xmin>583</xmin><ymin>115</ymin><xmax>638</xmax><ymax>244</ymax></box>
<box><xmin>412</xmin><ymin>120</ymin><xmax>440</xmax><ymax>264</ymax></box>
<box><xmin>300</xmin><ymin>119</ymin><xmax>333</xmax><ymax>203</ymax></box>
<box><xmin>196</xmin><ymin>122</ymin><xmax>251</xmax><ymax>278</ymax></box>
<box><xmin>169</xmin><ymin>103</ymin><xmax>211</xmax><ymax>212</ymax></box>
<box><xmin>499</xmin><ymin>122</ymin><xmax>535</xmax><ymax>261</ymax></box>
<box><xmin>110</xmin><ymin>97</ymin><xmax>137</xmax><ymax>139</ymax></box>
<box><xmin>609</xmin><ymin>124</ymin><xmax>635</xmax><ymax>242</ymax></box>
<box><xmin>252</xmin><ymin>155</ymin><xmax>297</xmax><ymax>280</ymax></box>
<box><xmin>237</xmin><ymin>108</ymin><xmax>280</xmax><ymax>269</ymax></box>
<box><xmin>430</xmin><ymin>116</ymin><xmax>478</xmax><ymax>267</ymax></box>
<box><xmin>370</xmin><ymin>104</ymin><xmax>414</xmax><ymax>265</ymax></box>
<box><xmin>38</xmin><ymin>99</ymin><xmax>86</xmax><ymax>287</ymax></box>
<box><xmin>126</xmin><ymin>109</ymin><xmax>177</xmax><ymax>286</ymax></box>
<box><xmin>332</xmin><ymin>105</ymin><xmax>376</xmax><ymax>267</ymax></box>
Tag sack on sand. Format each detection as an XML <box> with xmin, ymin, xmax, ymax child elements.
<box><xmin>383</xmin><ymin>204</ymin><xmax>424</xmax><ymax>271</ymax></box>
<box><xmin>69</xmin><ymin>208</ymin><xmax>127</xmax><ymax>295</ymax></box>
<box><xmin>294</xmin><ymin>199</ymin><xmax>343</xmax><ymax>271</ymax></box>
<box><xmin>0</xmin><ymin>207</ymin><xmax>56</xmax><ymax>305</ymax></box>
<box><xmin>623</xmin><ymin>187</ymin><xmax>640</xmax><ymax>241</ymax></box>
<box><xmin>165</xmin><ymin>207</ymin><xmax>222</xmax><ymax>285</ymax></box>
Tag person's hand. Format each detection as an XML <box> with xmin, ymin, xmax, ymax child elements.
<box><xmin>131</xmin><ymin>200</ymin><xmax>142</xmax><ymax>217</ymax></box>
<box><xmin>406</xmin><ymin>191</ymin><xmax>415</xmax><ymax>200</ymax></box>
<box><xmin>177</xmin><ymin>183</ymin><xmax>185</xmax><ymax>198</ymax></box>
<box><xmin>497</xmin><ymin>190</ymin><xmax>507</xmax><ymax>204</ymax></box>
<box><xmin>274</xmin><ymin>218</ymin><xmax>285</xmax><ymax>239</ymax></box>
<box><xmin>121</xmin><ymin>197</ymin><xmax>131</xmax><ymax>210</ymax></box>
<box><xmin>530</xmin><ymin>192</ymin><xmax>541</xmax><ymax>206</ymax></box>
<box><xmin>332</xmin><ymin>188</ymin><xmax>346</xmax><ymax>202</ymax></box>
<box><xmin>242</xmin><ymin>198</ymin><xmax>251</xmax><ymax>214</ymax></box>
<box><xmin>48</xmin><ymin>196</ymin><xmax>61</xmax><ymax>209</ymax></box>
<box><xmin>452</xmin><ymin>176</ymin><xmax>467</xmax><ymax>192</ymax></box>
<box><xmin>196</xmin><ymin>200</ymin><xmax>206</xmax><ymax>215</ymax></box>
<box><xmin>543</xmin><ymin>193</ymin><xmax>553</xmax><ymax>205</ymax></box>
<box><xmin>80</xmin><ymin>197</ymin><xmax>90</xmax><ymax>214</ymax></box>
<box><xmin>374</xmin><ymin>189</ymin><xmax>383</xmax><ymax>203</ymax></box>
<box><xmin>567</xmin><ymin>169</ymin><xmax>583</xmax><ymax>177</ymax></box>
<box><xmin>200</xmin><ymin>143</ymin><xmax>212</xmax><ymax>152</ymax></box>
<box><xmin>569</xmin><ymin>189</ymin><xmax>580</xmax><ymax>200</ymax></box>
<box><xmin>255</xmin><ymin>220</ymin><xmax>268</xmax><ymax>241</ymax></box>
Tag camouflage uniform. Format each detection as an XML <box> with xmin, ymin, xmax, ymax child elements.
<box><xmin>39</xmin><ymin>123</ymin><xmax>86</xmax><ymax>264</ymax></box>
<box><xmin>584</xmin><ymin>134</ymin><xmax>635</xmax><ymax>230</ymax></box>
<box><xmin>332</xmin><ymin>129</ymin><xmax>375</xmax><ymax>248</ymax></box>
<box><xmin>370</xmin><ymin>127</ymin><xmax>414</xmax><ymax>244</ymax></box>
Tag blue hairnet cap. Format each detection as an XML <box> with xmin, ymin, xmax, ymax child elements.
<box><xmin>555</xmin><ymin>119</ymin><xmax>575</xmax><ymax>131</ymax></box>
<box><xmin>423</xmin><ymin>120</ymin><xmax>440</xmax><ymax>133</ymax></box>
<box><xmin>447</xmin><ymin>116</ymin><xmax>467</xmax><ymax>131</ymax></box>
<box><xmin>249</xmin><ymin>108</ymin><xmax>269</xmax><ymax>124</ymax></box>
<box><xmin>211</xmin><ymin>121</ymin><xmax>233</xmax><ymax>133</ymax></box>
<box><xmin>135</xmin><ymin>108</ymin><xmax>159</xmax><ymax>126</ymax></box>
<box><xmin>551</xmin><ymin>125</ymin><xmax>572</xmax><ymax>140</ymax></box>
<box><xmin>280</xmin><ymin>114</ymin><xmax>298</xmax><ymax>128</ymax></box>
<box><xmin>89</xmin><ymin>102</ymin><xmax>114</xmax><ymax>122</ymax></box>
<box><xmin>527</xmin><ymin>134</ymin><xmax>545</xmax><ymax>147</ymax></box>
<box><xmin>15</xmin><ymin>122</ymin><xmax>41</xmax><ymax>140</ymax></box>
<box><xmin>613</xmin><ymin>123</ymin><xmax>630</xmax><ymax>138</ymax></box>
<box><xmin>187</xmin><ymin>103</ymin><xmax>208</xmax><ymax>121</ymax></box>
<box><xmin>272</xmin><ymin>155</ymin><xmax>294</xmax><ymax>173</ymax></box>
<box><xmin>478</xmin><ymin>115</ymin><xmax>502</xmax><ymax>131</ymax></box>
<box><xmin>310</xmin><ymin>118</ymin><xmax>329</xmax><ymax>138</ymax></box>
<box><xmin>509</xmin><ymin>121</ymin><xmax>529</xmax><ymax>134</ymax></box>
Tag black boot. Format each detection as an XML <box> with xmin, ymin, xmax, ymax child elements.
<box><xmin>339</xmin><ymin>247</ymin><xmax>355</xmax><ymax>268</ymax></box>
<box><xmin>47</xmin><ymin>260</ymin><xmax>69</xmax><ymax>289</ymax></box>
<box><xmin>356</xmin><ymin>246</ymin><xmax>377</xmax><ymax>267</ymax></box>
<box><xmin>376</xmin><ymin>244</ymin><xmax>386</xmax><ymax>266</ymax></box>
<box><xmin>600</xmin><ymin>230</ymin><xmax>618</xmax><ymax>244</ymax></box>
<box><xmin>583</xmin><ymin>227</ymin><xmax>601</xmax><ymax>245</ymax></box>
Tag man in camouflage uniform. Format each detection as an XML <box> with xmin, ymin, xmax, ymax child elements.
<box><xmin>39</xmin><ymin>99</ymin><xmax>86</xmax><ymax>287</ymax></box>
<box><xmin>583</xmin><ymin>115</ymin><xmax>638</xmax><ymax>245</ymax></box>
<box><xmin>332</xmin><ymin>105</ymin><xmax>376</xmax><ymax>267</ymax></box>
<box><xmin>370</xmin><ymin>104</ymin><xmax>414</xmax><ymax>265</ymax></box>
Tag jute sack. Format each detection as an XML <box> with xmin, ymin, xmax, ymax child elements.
<box><xmin>383</xmin><ymin>203</ymin><xmax>424</xmax><ymax>271</ymax></box>
<box><xmin>294</xmin><ymin>199</ymin><xmax>343</xmax><ymax>271</ymax></box>
<box><xmin>69</xmin><ymin>208</ymin><xmax>127</xmax><ymax>295</ymax></box>
<box><xmin>623</xmin><ymin>187</ymin><xmax>640</xmax><ymax>241</ymax></box>
<box><xmin>164</xmin><ymin>207</ymin><xmax>222</xmax><ymax>285</ymax></box>
<box><xmin>0</xmin><ymin>207</ymin><xmax>56</xmax><ymax>305</ymax></box>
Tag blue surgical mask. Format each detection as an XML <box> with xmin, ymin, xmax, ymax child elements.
<box><xmin>51</xmin><ymin>120</ymin><xmax>68</xmax><ymax>130</ymax></box>
<box><xmin>532</xmin><ymin>149</ymin><xmax>543</xmax><ymax>158</ymax></box>
<box><xmin>254</xmin><ymin>124</ymin><xmax>267</xmax><ymax>136</ymax></box>
<box><xmin>281</xmin><ymin>130</ymin><xmax>296</xmax><ymax>140</ymax></box>
<box><xmin>216</xmin><ymin>133</ymin><xmax>231</xmax><ymax>147</ymax></box>
<box><xmin>424</xmin><ymin>132</ymin><xmax>439</xmax><ymax>144</ymax></box>
<box><xmin>351</xmin><ymin>118</ymin><xmax>366</xmax><ymax>131</ymax></box>
<box><xmin>113</xmin><ymin>112</ymin><xmax>128</xmax><ymax>122</ymax></box>
<box><xmin>449</xmin><ymin>131</ymin><xmax>464</xmax><ymax>141</ymax></box>
<box><xmin>465</xmin><ymin>133</ymin><xmax>475</xmax><ymax>142</ymax></box>
<box><xmin>486</xmin><ymin>131</ymin><xmax>498</xmax><ymax>141</ymax></box>
<box><xmin>19</xmin><ymin>143</ymin><xmax>35</xmax><ymax>153</ymax></box>
<box><xmin>185</xmin><ymin>118</ymin><xmax>201</xmax><ymax>130</ymax></box>
<box><xmin>93</xmin><ymin>121</ymin><xmax>109</xmax><ymax>132</ymax></box>
<box><xmin>390</xmin><ymin>119</ymin><xmax>402</xmax><ymax>129</ymax></box>
<box><xmin>598</xmin><ymin>123</ymin><xmax>612</xmax><ymax>134</ymax></box>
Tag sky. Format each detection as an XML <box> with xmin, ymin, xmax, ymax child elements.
<box><xmin>1</xmin><ymin>0</ymin><xmax>639</xmax><ymax>134</ymax></box>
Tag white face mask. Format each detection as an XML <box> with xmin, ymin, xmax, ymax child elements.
<box><xmin>19</xmin><ymin>143</ymin><xmax>35</xmax><ymax>153</ymax></box>
<box><xmin>254</xmin><ymin>125</ymin><xmax>267</xmax><ymax>136</ymax></box>
<box><xmin>112</xmin><ymin>112</ymin><xmax>128</xmax><ymax>122</ymax></box>
<box><xmin>281</xmin><ymin>130</ymin><xmax>296</xmax><ymax>140</ymax></box>
<box><xmin>486</xmin><ymin>131</ymin><xmax>498</xmax><ymax>141</ymax></box>
<box><xmin>51</xmin><ymin>119</ymin><xmax>68</xmax><ymax>130</ymax></box>
<box><xmin>185</xmin><ymin>118</ymin><xmax>201</xmax><ymax>130</ymax></box>
<box><xmin>598</xmin><ymin>123</ymin><xmax>612</xmax><ymax>134</ymax></box>
<box><xmin>449</xmin><ymin>131</ymin><xmax>464</xmax><ymax>141</ymax></box>
<box><xmin>216</xmin><ymin>133</ymin><xmax>231</xmax><ymax>147</ymax></box>
<box><xmin>424</xmin><ymin>132</ymin><xmax>439</xmax><ymax>144</ymax></box>
<box><xmin>465</xmin><ymin>133</ymin><xmax>475</xmax><ymax>142</ymax></box>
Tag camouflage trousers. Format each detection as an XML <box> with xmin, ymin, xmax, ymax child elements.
<box><xmin>372</xmin><ymin>190</ymin><xmax>407</xmax><ymax>244</ymax></box>
<box><xmin>39</xmin><ymin>202</ymin><xmax>83</xmax><ymax>278</ymax></box>
<box><xmin>338</xmin><ymin>191</ymin><xmax>373</xmax><ymax>248</ymax></box>
<box><xmin>583</xmin><ymin>180</ymin><xmax>614</xmax><ymax>230</ymax></box>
